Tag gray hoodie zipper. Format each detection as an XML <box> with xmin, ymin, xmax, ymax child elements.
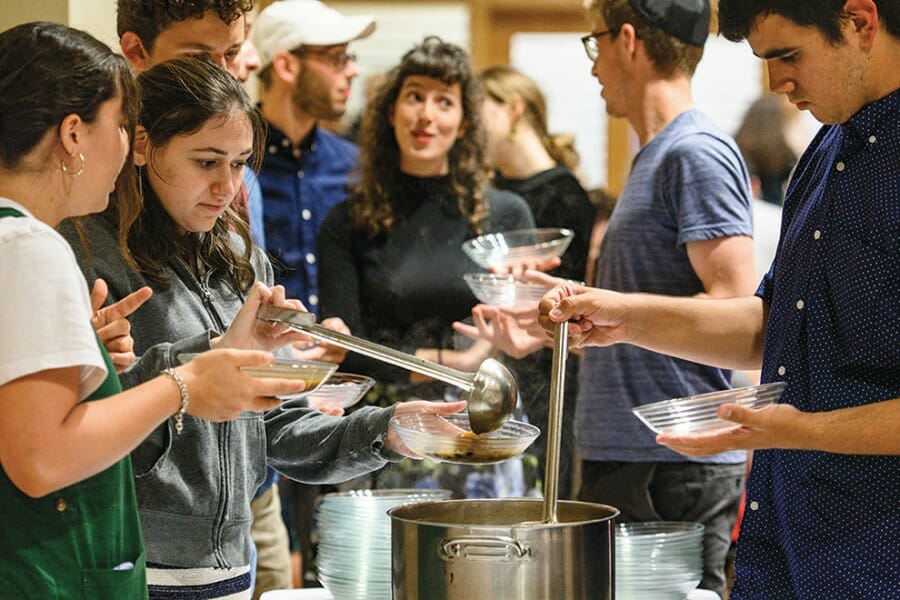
<box><xmin>173</xmin><ymin>258</ymin><xmax>244</xmax><ymax>569</ymax></box>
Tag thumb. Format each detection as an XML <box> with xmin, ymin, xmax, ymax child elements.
<box><xmin>717</xmin><ymin>403</ymin><xmax>753</xmax><ymax>425</ymax></box>
<box><xmin>90</xmin><ymin>278</ymin><xmax>109</xmax><ymax>314</ymax></box>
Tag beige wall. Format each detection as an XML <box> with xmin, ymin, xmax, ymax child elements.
<box><xmin>0</xmin><ymin>0</ymin><xmax>67</xmax><ymax>32</ymax></box>
<box><xmin>0</xmin><ymin>0</ymin><xmax>117</xmax><ymax>50</ymax></box>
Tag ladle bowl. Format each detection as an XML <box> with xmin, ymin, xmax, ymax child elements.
<box><xmin>467</xmin><ymin>357</ymin><xmax>518</xmax><ymax>434</ymax></box>
<box><xmin>256</xmin><ymin>305</ymin><xmax>518</xmax><ymax>433</ymax></box>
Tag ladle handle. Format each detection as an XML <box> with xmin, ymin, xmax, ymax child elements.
<box><xmin>258</xmin><ymin>305</ymin><xmax>474</xmax><ymax>390</ymax></box>
<box><xmin>542</xmin><ymin>321</ymin><xmax>568</xmax><ymax>525</ymax></box>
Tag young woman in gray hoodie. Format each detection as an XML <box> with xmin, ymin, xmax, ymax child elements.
<box><xmin>61</xmin><ymin>57</ymin><xmax>463</xmax><ymax>598</ymax></box>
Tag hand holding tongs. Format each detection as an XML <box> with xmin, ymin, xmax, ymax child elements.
<box><xmin>256</xmin><ymin>305</ymin><xmax>517</xmax><ymax>434</ymax></box>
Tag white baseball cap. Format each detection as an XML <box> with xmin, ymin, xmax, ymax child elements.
<box><xmin>253</xmin><ymin>0</ymin><xmax>376</xmax><ymax>70</ymax></box>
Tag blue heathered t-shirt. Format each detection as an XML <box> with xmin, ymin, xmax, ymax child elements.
<box><xmin>577</xmin><ymin>109</ymin><xmax>753</xmax><ymax>464</ymax></box>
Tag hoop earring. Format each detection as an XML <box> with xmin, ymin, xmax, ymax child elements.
<box><xmin>61</xmin><ymin>152</ymin><xmax>85</xmax><ymax>177</ymax></box>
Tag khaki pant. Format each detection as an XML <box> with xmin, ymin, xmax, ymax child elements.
<box><xmin>250</xmin><ymin>484</ymin><xmax>292</xmax><ymax>598</ymax></box>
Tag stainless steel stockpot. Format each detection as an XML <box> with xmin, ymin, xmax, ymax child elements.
<box><xmin>389</xmin><ymin>498</ymin><xmax>618</xmax><ymax>600</ymax></box>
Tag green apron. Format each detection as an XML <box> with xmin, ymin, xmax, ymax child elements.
<box><xmin>0</xmin><ymin>206</ymin><xmax>147</xmax><ymax>599</ymax></box>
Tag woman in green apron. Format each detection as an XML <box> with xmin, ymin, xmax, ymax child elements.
<box><xmin>0</xmin><ymin>23</ymin><xmax>308</xmax><ymax>598</ymax></box>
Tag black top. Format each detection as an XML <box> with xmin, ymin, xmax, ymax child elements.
<box><xmin>493</xmin><ymin>166</ymin><xmax>594</xmax><ymax>281</ymax></box>
<box><xmin>317</xmin><ymin>172</ymin><xmax>534</xmax><ymax>387</ymax></box>
<box><xmin>491</xmin><ymin>168</ymin><xmax>591</xmax><ymax>500</ymax></box>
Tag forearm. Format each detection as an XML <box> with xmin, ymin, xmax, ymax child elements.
<box><xmin>799</xmin><ymin>398</ymin><xmax>900</xmax><ymax>455</ymax></box>
<box><xmin>3</xmin><ymin>376</ymin><xmax>181</xmax><ymax>497</ymax></box>
<box><xmin>626</xmin><ymin>294</ymin><xmax>767</xmax><ymax>370</ymax></box>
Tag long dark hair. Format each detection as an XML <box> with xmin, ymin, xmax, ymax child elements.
<box><xmin>122</xmin><ymin>57</ymin><xmax>265</xmax><ymax>291</ymax></box>
<box><xmin>0</xmin><ymin>21</ymin><xmax>138</xmax><ymax>168</ymax></box>
<box><xmin>0</xmin><ymin>22</ymin><xmax>138</xmax><ymax>257</ymax></box>
<box><xmin>350</xmin><ymin>36</ymin><xmax>490</xmax><ymax>239</ymax></box>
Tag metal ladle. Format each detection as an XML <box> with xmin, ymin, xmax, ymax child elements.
<box><xmin>541</xmin><ymin>321</ymin><xmax>568</xmax><ymax>524</ymax></box>
<box><xmin>256</xmin><ymin>305</ymin><xmax>518</xmax><ymax>434</ymax></box>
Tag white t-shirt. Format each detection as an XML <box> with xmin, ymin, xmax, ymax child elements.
<box><xmin>0</xmin><ymin>197</ymin><xmax>107</xmax><ymax>400</ymax></box>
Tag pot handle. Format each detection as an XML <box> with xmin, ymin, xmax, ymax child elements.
<box><xmin>438</xmin><ymin>536</ymin><xmax>531</xmax><ymax>563</ymax></box>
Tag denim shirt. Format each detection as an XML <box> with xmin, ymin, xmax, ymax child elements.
<box><xmin>259</xmin><ymin>123</ymin><xmax>358</xmax><ymax>314</ymax></box>
<box><xmin>734</xmin><ymin>89</ymin><xmax>900</xmax><ymax>599</ymax></box>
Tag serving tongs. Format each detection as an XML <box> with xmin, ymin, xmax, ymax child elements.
<box><xmin>256</xmin><ymin>305</ymin><xmax>518</xmax><ymax>434</ymax></box>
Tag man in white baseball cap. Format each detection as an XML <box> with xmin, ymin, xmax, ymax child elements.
<box><xmin>252</xmin><ymin>0</ymin><xmax>375</xmax><ymax>309</ymax></box>
<box><xmin>251</xmin><ymin>1</ymin><xmax>375</xmax><ymax>585</ymax></box>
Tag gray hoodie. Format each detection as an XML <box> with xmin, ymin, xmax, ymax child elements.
<box><xmin>60</xmin><ymin>215</ymin><xmax>394</xmax><ymax>569</ymax></box>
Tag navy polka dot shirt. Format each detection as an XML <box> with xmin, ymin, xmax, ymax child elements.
<box><xmin>733</xmin><ymin>89</ymin><xmax>900</xmax><ymax>599</ymax></box>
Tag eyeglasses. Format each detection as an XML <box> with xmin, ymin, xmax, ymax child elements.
<box><xmin>292</xmin><ymin>48</ymin><xmax>357</xmax><ymax>71</ymax></box>
<box><xmin>581</xmin><ymin>28</ymin><xmax>620</xmax><ymax>61</ymax></box>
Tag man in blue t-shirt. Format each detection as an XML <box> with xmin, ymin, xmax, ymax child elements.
<box><xmin>543</xmin><ymin>2</ymin><xmax>899</xmax><ymax>599</ymax></box>
<box><xmin>576</xmin><ymin>1</ymin><xmax>757</xmax><ymax>596</ymax></box>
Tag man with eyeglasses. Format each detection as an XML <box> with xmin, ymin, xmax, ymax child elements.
<box><xmin>571</xmin><ymin>1</ymin><xmax>756</xmax><ymax>596</ymax></box>
<box><xmin>252</xmin><ymin>0</ymin><xmax>374</xmax><ymax>314</ymax></box>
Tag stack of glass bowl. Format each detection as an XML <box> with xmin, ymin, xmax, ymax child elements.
<box><xmin>632</xmin><ymin>382</ymin><xmax>787</xmax><ymax>434</ymax></box>
<box><xmin>315</xmin><ymin>489</ymin><xmax>451</xmax><ymax>599</ymax></box>
<box><xmin>616</xmin><ymin>522</ymin><xmax>705</xmax><ymax>600</ymax></box>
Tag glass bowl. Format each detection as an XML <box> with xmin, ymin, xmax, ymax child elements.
<box><xmin>632</xmin><ymin>381</ymin><xmax>786</xmax><ymax>434</ymax></box>
<box><xmin>306</xmin><ymin>372</ymin><xmax>375</xmax><ymax>410</ymax></box>
<box><xmin>389</xmin><ymin>412</ymin><xmax>539</xmax><ymax>465</ymax></box>
<box><xmin>461</xmin><ymin>228</ymin><xmax>574</xmax><ymax>271</ymax></box>
<box><xmin>239</xmin><ymin>358</ymin><xmax>337</xmax><ymax>399</ymax></box>
<box><xmin>463</xmin><ymin>273</ymin><xmax>550</xmax><ymax>307</ymax></box>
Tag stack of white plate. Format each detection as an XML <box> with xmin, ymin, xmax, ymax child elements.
<box><xmin>315</xmin><ymin>489</ymin><xmax>451</xmax><ymax>600</ymax></box>
<box><xmin>616</xmin><ymin>522</ymin><xmax>705</xmax><ymax>600</ymax></box>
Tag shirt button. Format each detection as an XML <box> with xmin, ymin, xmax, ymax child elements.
<box><xmin>749</xmin><ymin>500</ymin><xmax>759</xmax><ymax>511</ymax></box>
<box><xmin>268</xmin><ymin>145</ymin><xmax>277</xmax><ymax>154</ymax></box>
<box><xmin>308</xmin><ymin>294</ymin><xmax>319</xmax><ymax>306</ymax></box>
<box><xmin>835</xmin><ymin>161</ymin><xmax>845</xmax><ymax>172</ymax></box>
<box><xmin>55</xmin><ymin>498</ymin><xmax>68</xmax><ymax>512</ymax></box>
<box><xmin>796</xmin><ymin>299</ymin><xmax>805</xmax><ymax>310</ymax></box>
<box><xmin>777</xmin><ymin>365</ymin><xmax>786</xmax><ymax>376</ymax></box>
<box><xmin>305</xmin><ymin>253</ymin><xmax>316</xmax><ymax>264</ymax></box>
<box><xmin>813</xmin><ymin>230</ymin><xmax>822</xmax><ymax>240</ymax></box>
<box><xmin>310</xmin><ymin>142</ymin><xmax>318</xmax><ymax>152</ymax></box>
<box><xmin>297</xmin><ymin>171</ymin><xmax>304</xmax><ymax>179</ymax></box>
<box><xmin>868</xmin><ymin>135</ymin><xmax>877</xmax><ymax>144</ymax></box>
<box><xmin>281</xmin><ymin>138</ymin><xmax>290</xmax><ymax>147</ymax></box>
<box><xmin>301</xmin><ymin>209</ymin><xmax>312</xmax><ymax>221</ymax></box>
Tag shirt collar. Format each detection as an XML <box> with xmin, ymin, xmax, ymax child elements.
<box><xmin>841</xmin><ymin>87</ymin><xmax>900</xmax><ymax>146</ymax></box>
<box><xmin>266</xmin><ymin>122</ymin><xmax>318</xmax><ymax>161</ymax></box>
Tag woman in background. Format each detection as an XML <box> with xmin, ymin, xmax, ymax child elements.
<box><xmin>468</xmin><ymin>65</ymin><xmax>595</xmax><ymax>498</ymax></box>
<box><xmin>0</xmin><ymin>23</ymin><xmax>301</xmax><ymax>598</ymax></box>
<box><xmin>318</xmin><ymin>37</ymin><xmax>534</xmax><ymax>495</ymax></box>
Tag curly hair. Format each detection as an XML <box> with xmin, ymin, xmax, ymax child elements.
<box><xmin>350</xmin><ymin>36</ymin><xmax>490</xmax><ymax>239</ymax></box>
<box><xmin>585</xmin><ymin>0</ymin><xmax>705</xmax><ymax>76</ymax></box>
<box><xmin>117</xmin><ymin>0</ymin><xmax>253</xmax><ymax>50</ymax></box>
<box><xmin>719</xmin><ymin>0</ymin><xmax>900</xmax><ymax>44</ymax></box>
<box><xmin>115</xmin><ymin>57</ymin><xmax>265</xmax><ymax>291</ymax></box>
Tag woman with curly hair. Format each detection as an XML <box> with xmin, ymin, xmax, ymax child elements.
<box><xmin>317</xmin><ymin>37</ymin><xmax>533</xmax><ymax>493</ymax></box>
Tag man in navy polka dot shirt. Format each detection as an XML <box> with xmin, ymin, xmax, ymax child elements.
<box><xmin>539</xmin><ymin>1</ymin><xmax>899</xmax><ymax>598</ymax></box>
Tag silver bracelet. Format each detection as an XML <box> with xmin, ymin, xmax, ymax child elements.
<box><xmin>162</xmin><ymin>368</ymin><xmax>189</xmax><ymax>434</ymax></box>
